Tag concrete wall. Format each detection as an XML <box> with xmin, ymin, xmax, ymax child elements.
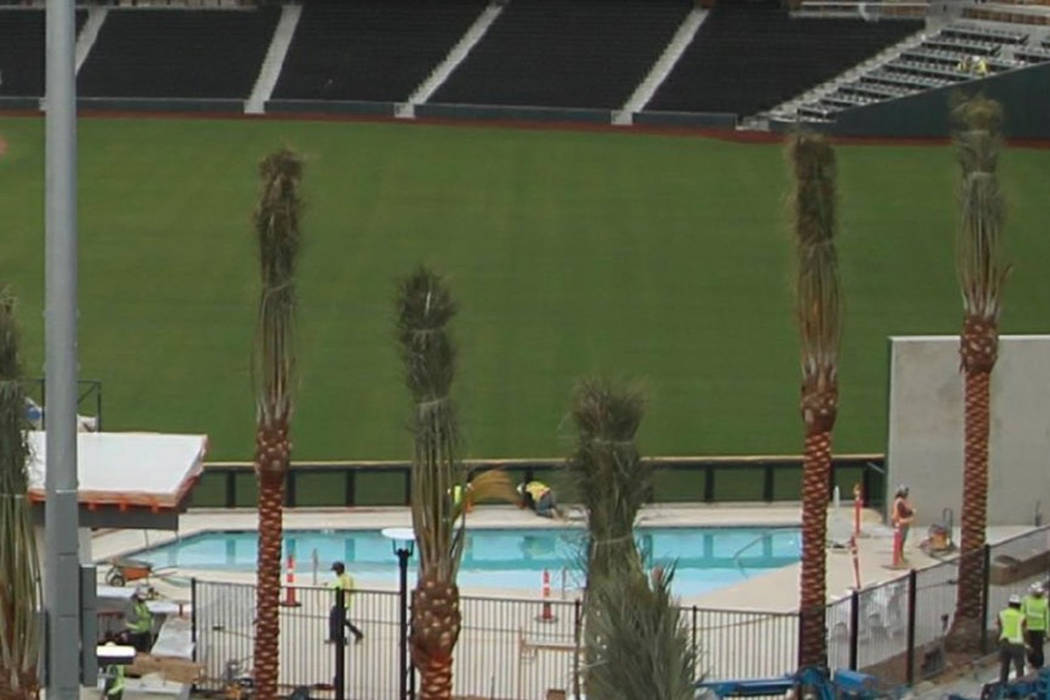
<box><xmin>887</xmin><ymin>335</ymin><xmax>1050</xmax><ymax>527</ymax></box>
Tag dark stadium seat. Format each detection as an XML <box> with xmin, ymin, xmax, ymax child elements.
<box><xmin>272</xmin><ymin>0</ymin><xmax>488</xmax><ymax>102</ymax></box>
<box><xmin>432</xmin><ymin>0</ymin><xmax>690</xmax><ymax>110</ymax></box>
<box><xmin>648</xmin><ymin>0</ymin><xmax>923</xmax><ymax>117</ymax></box>
<box><xmin>77</xmin><ymin>8</ymin><xmax>278</xmax><ymax>99</ymax></box>
<box><xmin>0</xmin><ymin>9</ymin><xmax>86</xmax><ymax>97</ymax></box>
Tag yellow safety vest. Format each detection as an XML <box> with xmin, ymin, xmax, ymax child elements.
<box><xmin>1024</xmin><ymin>595</ymin><xmax>1049</xmax><ymax>632</ymax></box>
<box><xmin>106</xmin><ymin>665</ymin><xmax>125</xmax><ymax>696</ymax></box>
<box><xmin>332</xmin><ymin>572</ymin><xmax>355</xmax><ymax>609</ymax></box>
<box><xmin>126</xmin><ymin>601</ymin><xmax>152</xmax><ymax>634</ymax></box>
<box><xmin>1000</xmin><ymin>607</ymin><xmax>1024</xmax><ymax>644</ymax></box>
<box><xmin>524</xmin><ymin>482</ymin><xmax>548</xmax><ymax>501</ymax></box>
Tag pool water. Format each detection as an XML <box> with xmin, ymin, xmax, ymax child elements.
<box><xmin>136</xmin><ymin>526</ymin><xmax>800</xmax><ymax>596</ymax></box>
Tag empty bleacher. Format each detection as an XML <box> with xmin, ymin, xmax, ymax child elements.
<box><xmin>0</xmin><ymin>9</ymin><xmax>86</xmax><ymax>97</ymax></box>
<box><xmin>431</xmin><ymin>0</ymin><xmax>690</xmax><ymax>110</ymax></box>
<box><xmin>272</xmin><ymin>0</ymin><xmax>487</xmax><ymax>103</ymax></box>
<box><xmin>77</xmin><ymin>8</ymin><xmax>278</xmax><ymax>99</ymax></box>
<box><xmin>648</xmin><ymin>0</ymin><xmax>921</xmax><ymax>117</ymax></box>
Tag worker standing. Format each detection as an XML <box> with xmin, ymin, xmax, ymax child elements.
<box><xmin>125</xmin><ymin>587</ymin><xmax>154</xmax><ymax>653</ymax></box>
<box><xmin>1024</xmin><ymin>583</ymin><xmax>1048</xmax><ymax>669</ymax></box>
<box><xmin>328</xmin><ymin>561</ymin><xmax>364</xmax><ymax>644</ymax></box>
<box><xmin>998</xmin><ymin>594</ymin><xmax>1028</xmax><ymax>684</ymax></box>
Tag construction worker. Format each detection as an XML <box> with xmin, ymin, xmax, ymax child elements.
<box><xmin>1024</xmin><ymin>583</ymin><xmax>1049</xmax><ymax>669</ymax></box>
<box><xmin>103</xmin><ymin>661</ymin><xmax>126</xmax><ymax>700</ymax></box>
<box><xmin>517</xmin><ymin>480</ymin><xmax>559</xmax><ymax>518</ymax></box>
<box><xmin>451</xmin><ymin>483</ymin><xmax>474</xmax><ymax>513</ymax></box>
<box><xmin>975</xmin><ymin>57</ymin><xmax>989</xmax><ymax>77</ymax></box>
<box><xmin>327</xmin><ymin>561</ymin><xmax>364</xmax><ymax>644</ymax></box>
<box><xmin>125</xmin><ymin>587</ymin><xmax>153</xmax><ymax>653</ymax></box>
<box><xmin>998</xmin><ymin>594</ymin><xmax>1027</xmax><ymax>684</ymax></box>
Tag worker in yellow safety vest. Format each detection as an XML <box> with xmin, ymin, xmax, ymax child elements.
<box><xmin>517</xmin><ymin>480</ymin><xmax>559</xmax><ymax>518</ymax></box>
<box><xmin>104</xmin><ymin>662</ymin><xmax>125</xmax><ymax>700</ymax></box>
<box><xmin>1024</xmin><ymin>583</ymin><xmax>1049</xmax><ymax>669</ymax></box>
<box><xmin>998</xmin><ymin>594</ymin><xmax>1028</xmax><ymax>684</ymax></box>
<box><xmin>327</xmin><ymin>561</ymin><xmax>364</xmax><ymax>644</ymax></box>
<box><xmin>125</xmin><ymin>587</ymin><xmax>153</xmax><ymax>653</ymax></box>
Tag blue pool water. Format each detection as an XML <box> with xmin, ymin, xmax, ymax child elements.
<box><xmin>136</xmin><ymin>526</ymin><xmax>800</xmax><ymax>596</ymax></box>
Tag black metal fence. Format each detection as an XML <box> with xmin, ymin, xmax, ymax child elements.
<box><xmin>822</xmin><ymin>525</ymin><xmax>1050</xmax><ymax>685</ymax></box>
<box><xmin>190</xmin><ymin>527</ymin><xmax>1050</xmax><ymax>698</ymax></box>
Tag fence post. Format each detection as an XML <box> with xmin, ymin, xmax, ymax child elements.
<box><xmin>573</xmin><ymin>598</ymin><xmax>582</xmax><ymax>699</ymax></box>
<box><xmin>980</xmin><ymin>544</ymin><xmax>992</xmax><ymax>655</ymax></box>
<box><xmin>848</xmin><ymin>589</ymin><xmax>859</xmax><ymax>671</ymax></box>
<box><xmin>797</xmin><ymin>609</ymin><xmax>804</xmax><ymax>669</ymax></box>
<box><xmin>190</xmin><ymin>578</ymin><xmax>197</xmax><ymax>663</ymax></box>
<box><xmin>691</xmin><ymin>605</ymin><xmax>698</xmax><ymax>679</ymax></box>
<box><xmin>335</xmin><ymin>587</ymin><xmax>346</xmax><ymax>700</ymax></box>
<box><xmin>906</xmin><ymin>569</ymin><xmax>917</xmax><ymax>685</ymax></box>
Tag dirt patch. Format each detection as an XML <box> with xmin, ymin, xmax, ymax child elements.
<box><xmin>0</xmin><ymin>106</ymin><xmax>1048</xmax><ymax>149</ymax></box>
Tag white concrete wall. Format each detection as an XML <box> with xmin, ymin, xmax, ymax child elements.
<box><xmin>887</xmin><ymin>335</ymin><xmax>1050</xmax><ymax>527</ymax></box>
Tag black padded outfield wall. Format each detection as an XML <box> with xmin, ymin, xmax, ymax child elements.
<box><xmin>826</xmin><ymin>62</ymin><xmax>1050</xmax><ymax>140</ymax></box>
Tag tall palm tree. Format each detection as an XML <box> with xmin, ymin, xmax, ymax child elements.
<box><xmin>0</xmin><ymin>290</ymin><xmax>41</xmax><ymax>700</ymax></box>
<box><xmin>395</xmin><ymin>266</ymin><xmax>514</xmax><ymax>700</ymax></box>
<box><xmin>787</xmin><ymin>133</ymin><xmax>843</xmax><ymax>668</ymax></box>
<box><xmin>947</xmin><ymin>97</ymin><xmax>1009</xmax><ymax>651</ymax></box>
<box><xmin>566</xmin><ymin>378</ymin><xmax>694</xmax><ymax>699</ymax></box>
<box><xmin>251</xmin><ymin>148</ymin><xmax>304</xmax><ymax>699</ymax></box>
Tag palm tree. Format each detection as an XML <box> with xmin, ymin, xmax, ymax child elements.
<box><xmin>787</xmin><ymin>132</ymin><xmax>843</xmax><ymax>668</ymax></box>
<box><xmin>566</xmin><ymin>378</ymin><xmax>694</xmax><ymax>699</ymax></box>
<box><xmin>251</xmin><ymin>148</ymin><xmax>304</xmax><ymax>699</ymax></box>
<box><xmin>947</xmin><ymin>96</ymin><xmax>1009</xmax><ymax>651</ymax></box>
<box><xmin>0</xmin><ymin>290</ymin><xmax>42</xmax><ymax>700</ymax></box>
<box><xmin>395</xmin><ymin>266</ymin><xmax>515</xmax><ymax>700</ymax></box>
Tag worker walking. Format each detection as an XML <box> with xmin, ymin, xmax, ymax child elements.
<box><xmin>998</xmin><ymin>594</ymin><xmax>1028</xmax><ymax>684</ymax></box>
<box><xmin>1024</xmin><ymin>583</ymin><xmax>1049</xmax><ymax>669</ymax></box>
<box><xmin>328</xmin><ymin>561</ymin><xmax>364</xmax><ymax>644</ymax></box>
<box><xmin>125</xmin><ymin>587</ymin><xmax>154</xmax><ymax>653</ymax></box>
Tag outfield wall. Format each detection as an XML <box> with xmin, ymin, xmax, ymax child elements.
<box><xmin>886</xmin><ymin>335</ymin><xmax>1050</xmax><ymax>527</ymax></box>
<box><xmin>827</xmin><ymin>62</ymin><xmax>1050</xmax><ymax>140</ymax></box>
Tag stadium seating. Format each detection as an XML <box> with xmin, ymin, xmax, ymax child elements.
<box><xmin>648</xmin><ymin>0</ymin><xmax>922</xmax><ymax>117</ymax></box>
<box><xmin>272</xmin><ymin>0</ymin><xmax>488</xmax><ymax>102</ymax></box>
<box><xmin>78</xmin><ymin>8</ymin><xmax>278</xmax><ymax>98</ymax></box>
<box><xmin>0</xmin><ymin>9</ymin><xmax>85</xmax><ymax>97</ymax></box>
<box><xmin>431</xmin><ymin>0</ymin><xmax>690</xmax><ymax>110</ymax></box>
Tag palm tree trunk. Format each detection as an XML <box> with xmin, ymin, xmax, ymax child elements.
<box><xmin>948</xmin><ymin>367</ymin><xmax>991</xmax><ymax>649</ymax></box>
<box><xmin>411</xmin><ymin>575</ymin><xmax>461</xmax><ymax>700</ymax></box>
<box><xmin>254</xmin><ymin>424</ymin><xmax>288</xmax><ymax>700</ymax></box>
<box><xmin>799</xmin><ymin>428</ymin><xmax>831</xmax><ymax>668</ymax></box>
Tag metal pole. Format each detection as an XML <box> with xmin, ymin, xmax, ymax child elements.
<box><xmin>906</xmin><ymin>570</ymin><xmax>917</xmax><ymax>685</ymax></box>
<box><xmin>848</xmin><ymin>589</ymin><xmax>859</xmax><ymax>671</ymax></box>
<box><xmin>334</xmin><ymin>588</ymin><xmax>346</xmax><ymax>700</ymax></box>
<box><xmin>44</xmin><ymin>0</ymin><xmax>80</xmax><ymax>693</ymax></box>
<box><xmin>397</xmin><ymin>549</ymin><xmax>409</xmax><ymax>700</ymax></box>
<box><xmin>190</xmin><ymin>579</ymin><xmax>198</xmax><ymax>663</ymax></box>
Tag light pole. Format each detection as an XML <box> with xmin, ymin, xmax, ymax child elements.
<box><xmin>381</xmin><ymin>527</ymin><xmax>415</xmax><ymax>699</ymax></box>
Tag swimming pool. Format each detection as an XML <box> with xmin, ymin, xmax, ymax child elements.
<box><xmin>135</xmin><ymin>526</ymin><xmax>800</xmax><ymax>596</ymax></box>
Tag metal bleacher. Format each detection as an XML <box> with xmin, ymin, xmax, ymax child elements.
<box><xmin>788</xmin><ymin>19</ymin><xmax>1049</xmax><ymax>124</ymax></box>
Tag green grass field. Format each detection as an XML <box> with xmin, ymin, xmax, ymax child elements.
<box><xmin>0</xmin><ymin>116</ymin><xmax>1047</xmax><ymax>461</ymax></box>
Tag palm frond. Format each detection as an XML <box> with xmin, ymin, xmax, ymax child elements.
<box><xmin>584</xmin><ymin>568</ymin><xmax>696</xmax><ymax>700</ymax></box>
<box><xmin>786</xmin><ymin>132</ymin><xmax>842</xmax><ymax>383</ymax></box>
<box><xmin>253</xmin><ymin>148</ymin><xmax>303</xmax><ymax>429</ymax></box>
<box><xmin>0</xmin><ymin>289</ymin><xmax>41</xmax><ymax>692</ymax></box>
<box><xmin>952</xmin><ymin>96</ymin><xmax>1009</xmax><ymax>322</ymax></box>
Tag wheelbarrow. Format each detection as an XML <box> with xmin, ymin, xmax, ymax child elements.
<box><xmin>105</xmin><ymin>558</ymin><xmax>155</xmax><ymax>587</ymax></box>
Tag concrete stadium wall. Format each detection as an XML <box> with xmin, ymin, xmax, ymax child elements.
<box><xmin>887</xmin><ymin>335</ymin><xmax>1050</xmax><ymax>527</ymax></box>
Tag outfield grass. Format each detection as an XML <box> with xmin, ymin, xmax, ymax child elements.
<box><xmin>0</xmin><ymin>116</ymin><xmax>1047</xmax><ymax>461</ymax></box>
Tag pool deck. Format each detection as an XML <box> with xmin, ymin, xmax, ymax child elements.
<box><xmin>92</xmin><ymin>504</ymin><xmax>1033</xmax><ymax>610</ymax></box>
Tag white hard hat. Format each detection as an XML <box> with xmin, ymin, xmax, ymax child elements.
<box><xmin>1031</xmin><ymin>583</ymin><xmax>1045</xmax><ymax>595</ymax></box>
<box><xmin>1009</xmin><ymin>594</ymin><xmax>1022</xmax><ymax>605</ymax></box>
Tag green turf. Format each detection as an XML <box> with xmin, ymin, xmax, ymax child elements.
<box><xmin>0</xmin><ymin>116</ymin><xmax>1047</xmax><ymax>461</ymax></box>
